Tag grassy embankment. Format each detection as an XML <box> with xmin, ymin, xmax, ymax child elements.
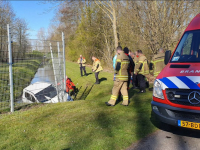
<box><xmin>0</xmin><ymin>52</ymin><xmax>43</xmax><ymax>111</ymax></box>
<box><xmin>0</xmin><ymin>61</ymin><xmax>159</xmax><ymax>150</ymax></box>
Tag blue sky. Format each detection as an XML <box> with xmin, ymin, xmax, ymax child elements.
<box><xmin>10</xmin><ymin>1</ymin><xmax>57</xmax><ymax>39</ymax></box>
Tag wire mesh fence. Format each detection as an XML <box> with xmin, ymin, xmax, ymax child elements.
<box><xmin>0</xmin><ymin>26</ymin><xmax>10</xmax><ymax>111</ymax></box>
<box><xmin>0</xmin><ymin>24</ymin><xmax>67</xmax><ymax>112</ymax></box>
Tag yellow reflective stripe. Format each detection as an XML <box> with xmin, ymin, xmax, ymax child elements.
<box><xmin>154</xmin><ymin>59</ymin><xmax>164</xmax><ymax>63</ymax></box>
<box><xmin>117</xmin><ymin>76</ymin><xmax>128</xmax><ymax>78</ymax></box>
<box><xmin>118</xmin><ymin>78</ymin><xmax>128</xmax><ymax>80</ymax></box>
<box><xmin>111</xmin><ymin>95</ymin><xmax>117</xmax><ymax>98</ymax></box>
<box><xmin>123</xmin><ymin>96</ymin><xmax>129</xmax><ymax>100</ymax></box>
<box><xmin>116</xmin><ymin>75</ymin><xmax>128</xmax><ymax>77</ymax></box>
<box><xmin>154</xmin><ymin>71</ymin><xmax>161</xmax><ymax>76</ymax></box>
<box><xmin>139</xmin><ymin>61</ymin><xmax>143</xmax><ymax>63</ymax></box>
<box><xmin>110</xmin><ymin>95</ymin><xmax>117</xmax><ymax>100</ymax></box>
<box><xmin>116</xmin><ymin>59</ymin><xmax>121</xmax><ymax>62</ymax></box>
<box><xmin>121</xmin><ymin>62</ymin><xmax>129</xmax><ymax>64</ymax></box>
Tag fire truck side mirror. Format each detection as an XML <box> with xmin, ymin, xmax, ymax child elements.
<box><xmin>164</xmin><ymin>50</ymin><xmax>171</xmax><ymax>65</ymax></box>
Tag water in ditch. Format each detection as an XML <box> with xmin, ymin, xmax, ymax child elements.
<box><xmin>31</xmin><ymin>65</ymin><xmax>55</xmax><ymax>85</ymax></box>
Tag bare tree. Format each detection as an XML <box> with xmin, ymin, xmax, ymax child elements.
<box><xmin>130</xmin><ymin>1</ymin><xmax>199</xmax><ymax>54</ymax></box>
<box><xmin>94</xmin><ymin>0</ymin><xmax>118</xmax><ymax>49</ymax></box>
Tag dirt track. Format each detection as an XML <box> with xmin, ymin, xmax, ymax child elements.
<box><xmin>127</xmin><ymin>124</ymin><xmax>200</xmax><ymax>150</ymax></box>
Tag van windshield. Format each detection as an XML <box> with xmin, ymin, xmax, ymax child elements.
<box><xmin>171</xmin><ymin>30</ymin><xmax>200</xmax><ymax>63</ymax></box>
<box><xmin>35</xmin><ymin>85</ymin><xmax>57</xmax><ymax>102</ymax></box>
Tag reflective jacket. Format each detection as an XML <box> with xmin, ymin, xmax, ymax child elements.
<box><xmin>92</xmin><ymin>58</ymin><xmax>103</xmax><ymax>73</ymax></box>
<box><xmin>135</xmin><ymin>55</ymin><xmax>148</xmax><ymax>75</ymax></box>
<box><xmin>115</xmin><ymin>52</ymin><xmax>130</xmax><ymax>81</ymax></box>
<box><xmin>134</xmin><ymin>56</ymin><xmax>139</xmax><ymax>74</ymax></box>
<box><xmin>149</xmin><ymin>53</ymin><xmax>165</xmax><ymax>77</ymax></box>
<box><xmin>77</xmin><ymin>57</ymin><xmax>86</xmax><ymax>67</ymax></box>
<box><xmin>66</xmin><ymin>78</ymin><xmax>75</xmax><ymax>93</ymax></box>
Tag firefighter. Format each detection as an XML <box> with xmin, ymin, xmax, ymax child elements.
<box><xmin>149</xmin><ymin>48</ymin><xmax>165</xmax><ymax>91</ymax></box>
<box><xmin>92</xmin><ymin>56</ymin><xmax>103</xmax><ymax>84</ymax></box>
<box><xmin>105</xmin><ymin>46</ymin><xmax>130</xmax><ymax>106</ymax></box>
<box><xmin>123</xmin><ymin>47</ymin><xmax>135</xmax><ymax>89</ymax></box>
<box><xmin>149</xmin><ymin>48</ymin><xmax>165</xmax><ymax>77</ymax></box>
<box><xmin>58</xmin><ymin>76</ymin><xmax>76</xmax><ymax>101</ymax></box>
<box><xmin>135</xmin><ymin>50</ymin><xmax>149</xmax><ymax>93</ymax></box>
<box><xmin>77</xmin><ymin>55</ymin><xmax>87</xmax><ymax>77</ymax></box>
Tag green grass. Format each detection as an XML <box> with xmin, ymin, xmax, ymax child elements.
<box><xmin>0</xmin><ymin>61</ymin><xmax>159</xmax><ymax>150</ymax></box>
<box><xmin>0</xmin><ymin>59</ymin><xmax>42</xmax><ymax>110</ymax></box>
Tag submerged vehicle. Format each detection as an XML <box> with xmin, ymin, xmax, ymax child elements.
<box><xmin>22</xmin><ymin>82</ymin><xmax>65</xmax><ymax>103</ymax></box>
<box><xmin>152</xmin><ymin>14</ymin><xmax>200</xmax><ymax>130</ymax></box>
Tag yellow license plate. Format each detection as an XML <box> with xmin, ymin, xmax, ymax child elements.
<box><xmin>178</xmin><ymin>120</ymin><xmax>200</xmax><ymax>130</ymax></box>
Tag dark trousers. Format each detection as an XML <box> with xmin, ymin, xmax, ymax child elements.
<box><xmin>95</xmin><ymin>72</ymin><xmax>99</xmax><ymax>83</ymax></box>
<box><xmin>132</xmin><ymin>74</ymin><xmax>138</xmax><ymax>87</ymax></box>
<box><xmin>128</xmin><ymin>73</ymin><xmax>131</xmax><ymax>88</ymax></box>
<box><xmin>137</xmin><ymin>74</ymin><xmax>146</xmax><ymax>91</ymax></box>
<box><xmin>80</xmin><ymin>66</ymin><xmax>86</xmax><ymax>76</ymax></box>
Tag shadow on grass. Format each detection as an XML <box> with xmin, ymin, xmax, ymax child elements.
<box><xmin>86</xmin><ymin>73</ymin><xmax>92</xmax><ymax>76</ymax></box>
<box><xmin>76</xmin><ymin>84</ymin><xmax>94</xmax><ymax>100</ymax></box>
<box><xmin>131</xmin><ymin>88</ymin><xmax>156</xmax><ymax>139</ymax></box>
<box><xmin>99</xmin><ymin>77</ymin><xmax>107</xmax><ymax>83</ymax></box>
<box><xmin>74</xmin><ymin>86</ymin><xmax>82</xmax><ymax>100</ymax></box>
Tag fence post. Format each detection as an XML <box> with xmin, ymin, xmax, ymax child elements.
<box><xmin>57</xmin><ymin>42</ymin><xmax>61</xmax><ymax>67</ymax></box>
<box><xmin>50</xmin><ymin>43</ymin><xmax>60</xmax><ymax>102</ymax></box>
<box><xmin>62</xmin><ymin>32</ymin><xmax>66</xmax><ymax>93</ymax></box>
<box><xmin>7</xmin><ymin>24</ymin><xmax>14</xmax><ymax>112</ymax></box>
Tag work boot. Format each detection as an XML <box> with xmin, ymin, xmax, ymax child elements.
<box><xmin>105</xmin><ymin>102</ymin><xmax>114</xmax><ymax>106</ymax></box>
<box><xmin>121</xmin><ymin>100</ymin><xmax>129</xmax><ymax>106</ymax></box>
<box><xmin>107</xmin><ymin>99</ymin><xmax>116</xmax><ymax>106</ymax></box>
<box><xmin>95</xmin><ymin>81</ymin><xmax>100</xmax><ymax>84</ymax></box>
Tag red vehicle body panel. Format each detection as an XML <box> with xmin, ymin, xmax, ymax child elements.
<box><xmin>153</xmin><ymin>13</ymin><xmax>200</xmax><ymax>111</ymax></box>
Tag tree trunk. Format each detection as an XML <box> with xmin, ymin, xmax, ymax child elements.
<box><xmin>112</xmin><ymin>1</ymin><xmax>118</xmax><ymax>49</ymax></box>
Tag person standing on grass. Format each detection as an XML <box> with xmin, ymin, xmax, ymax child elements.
<box><xmin>92</xmin><ymin>56</ymin><xmax>103</xmax><ymax>84</ymax></box>
<box><xmin>77</xmin><ymin>55</ymin><xmax>87</xmax><ymax>77</ymax></box>
<box><xmin>135</xmin><ymin>50</ymin><xmax>149</xmax><ymax>93</ymax></box>
<box><xmin>123</xmin><ymin>47</ymin><xmax>135</xmax><ymax>89</ymax></box>
<box><xmin>105</xmin><ymin>46</ymin><xmax>130</xmax><ymax>106</ymax></box>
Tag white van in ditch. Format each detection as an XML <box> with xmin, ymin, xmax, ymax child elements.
<box><xmin>22</xmin><ymin>82</ymin><xmax>68</xmax><ymax>103</ymax></box>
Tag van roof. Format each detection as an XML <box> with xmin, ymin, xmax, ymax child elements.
<box><xmin>24</xmin><ymin>82</ymin><xmax>52</xmax><ymax>94</ymax></box>
<box><xmin>185</xmin><ymin>13</ymin><xmax>200</xmax><ymax>32</ymax></box>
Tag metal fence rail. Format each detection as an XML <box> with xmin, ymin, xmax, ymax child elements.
<box><xmin>0</xmin><ymin>24</ymin><xmax>66</xmax><ymax>112</ymax></box>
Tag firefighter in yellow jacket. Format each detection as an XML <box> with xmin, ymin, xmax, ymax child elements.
<box><xmin>92</xmin><ymin>56</ymin><xmax>103</xmax><ymax>84</ymax></box>
<box><xmin>105</xmin><ymin>46</ymin><xmax>130</xmax><ymax>106</ymax></box>
<box><xmin>77</xmin><ymin>55</ymin><xmax>87</xmax><ymax>77</ymax></box>
<box><xmin>135</xmin><ymin>50</ymin><xmax>149</xmax><ymax>93</ymax></box>
<box><xmin>149</xmin><ymin>48</ymin><xmax>165</xmax><ymax>77</ymax></box>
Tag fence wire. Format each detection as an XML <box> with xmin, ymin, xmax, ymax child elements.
<box><xmin>0</xmin><ymin>25</ymin><xmax>66</xmax><ymax>112</ymax></box>
<box><xmin>0</xmin><ymin>31</ymin><xmax>10</xmax><ymax>111</ymax></box>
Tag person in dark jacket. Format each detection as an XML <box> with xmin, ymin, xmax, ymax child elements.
<box><xmin>123</xmin><ymin>47</ymin><xmax>135</xmax><ymax>89</ymax></box>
